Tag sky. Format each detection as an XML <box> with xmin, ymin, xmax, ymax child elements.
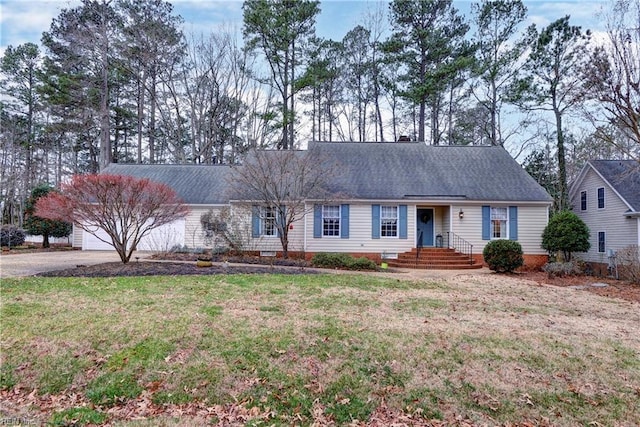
<box><xmin>0</xmin><ymin>0</ymin><xmax>611</xmax><ymax>57</ymax></box>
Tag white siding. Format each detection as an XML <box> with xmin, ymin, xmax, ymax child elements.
<box><xmin>185</xmin><ymin>206</ymin><xmax>225</xmax><ymax>249</ymax></box>
<box><xmin>232</xmin><ymin>201</ymin><xmax>549</xmax><ymax>257</ymax></box>
<box><xmin>305</xmin><ymin>203</ymin><xmax>416</xmax><ymax>254</ymax></box>
<box><xmin>570</xmin><ymin>168</ymin><xmax>639</xmax><ymax>263</ymax></box>
<box><xmin>451</xmin><ymin>204</ymin><xmax>548</xmax><ymax>255</ymax></box>
<box><xmin>72</xmin><ymin>224</ymin><xmax>83</xmax><ymax>248</ymax></box>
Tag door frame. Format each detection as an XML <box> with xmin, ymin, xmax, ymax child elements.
<box><xmin>416</xmin><ymin>207</ymin><xmax>435</xmax><ymax>247</ymax></box>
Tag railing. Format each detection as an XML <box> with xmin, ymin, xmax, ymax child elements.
<box><xmin>447</xmin><ymin>231</ymin><xmax>474</xmax><ymax>265</ymax></box>
<box><xmin>416</xmin><ymin>230</ymin><xmax>424</xmax><ymax>266</ymax></box>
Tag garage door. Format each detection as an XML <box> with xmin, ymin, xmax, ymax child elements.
<box><xmin>82</xmin><ymin>219</ymin><xmax>186</xmax><ymax>252</ymax></box>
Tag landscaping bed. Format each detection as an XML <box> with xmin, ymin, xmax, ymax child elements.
<box><xmin>37</xmin><ymin>260</ymin><xmax>314</xmax><ymax>277</ymax></box>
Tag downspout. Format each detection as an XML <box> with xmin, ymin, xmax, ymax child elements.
<box><xmin>304</xmin><ymin>202</ymin><xmax>308</xmax><ymax>255</ymax></box>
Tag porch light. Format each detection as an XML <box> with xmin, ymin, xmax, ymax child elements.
<box><xmin>458</xmin><ymin>209</ymin><xmax>464</xmax><ymax>219</ymax></box>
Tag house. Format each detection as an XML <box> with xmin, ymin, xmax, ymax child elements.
<box><xmin>75</xmin><ymin>142</ymin><xmax>553</xmax><ymax>269</ymax></box>
<box><xmin>569</xmin><ymin>160</ymin><xmax>640</xmax><ymax>270</ymax></box>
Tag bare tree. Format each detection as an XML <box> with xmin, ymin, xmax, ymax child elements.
<box><xmin>228</xmin><ymin>147</ymin><xmax>335</xmax><ymax>258</ymax></box>
<box><xmin>583</xmin><ymin>0</ymin><xmax>640</xmax><ymax>161</ymax></box>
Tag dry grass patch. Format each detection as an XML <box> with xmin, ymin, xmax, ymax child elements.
<box><xmin>1</xmin><ymin>273</ymin><xmax>638</xmax><ymax>426</ymax></box>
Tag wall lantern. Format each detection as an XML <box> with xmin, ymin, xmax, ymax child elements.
<box><xmin>458</xmin><ymin>209</ymin><xmax>464</xmax><ymax>219</ymax></box>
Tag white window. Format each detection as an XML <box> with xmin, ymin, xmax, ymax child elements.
<box><xmin>261</xmin><ymin>206</ymin><xmax>277</xmax><ymax>237</ymax></box>
<box><xmin>381</xmin><ymin>206</ymin><xmax>398</xmax><ymax>237</ymax></box>
<box><xmin>491</xmin><ymin>207</ymin><xmax>508</xmax><ymax>239</ymax></box>
<box><xmin>322</xmin><ymin>205</ymin><xmax>340</xmax><ymax>237</ymax></box>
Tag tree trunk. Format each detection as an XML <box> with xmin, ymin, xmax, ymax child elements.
<box><xmin>418</xmin><ymin>101</ymin><xmax>426</xmax><ymax>142</ymax></box>
<box><xmin>555</xmin><ymin>106</ymin><xmax>568</xmax><ymax>211</ymax></box>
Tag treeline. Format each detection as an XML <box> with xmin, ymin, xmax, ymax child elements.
<box><xmin>1</xmin><ymin>0</ymin><xmax>638</xmax><ymax>224</ymax></box>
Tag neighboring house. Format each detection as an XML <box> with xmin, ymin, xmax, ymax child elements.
<box><xmin>569</xmin><ymin>160</ymin><xmax>640</xmax><ymax>268</ymax></box>
<box><xmin>76</xmin><ymin>142</ymin><xmax>553</xmax><ymax>269</ymax></box>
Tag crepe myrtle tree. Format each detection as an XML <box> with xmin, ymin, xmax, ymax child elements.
<box><xmin>229</xmin><ymin>147</ymin><xmax>336</xmax><ymax>258</ymax></box>
<box><xmin>35</xmin><ymin>174</ymin><xmax>189</xmax><ymax>263</ymax></box>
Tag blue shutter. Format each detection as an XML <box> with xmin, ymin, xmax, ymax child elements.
<box><xmin>509</xmin><ymin>206</ymin><xmax>518</xmax><ymax>240</ymax></box>
<box><xmin>313</xmin><ymin>205</ymin><xmax>322</xmax><ymax>238</ymax></box>
<box><xmin>251</xmin><ymin>206</ymin><xmax>260</xmax><ymax>238</ymax></box>
<box><xmin>482</xmin><ymin>205</ymin><xmax>490</xmax><ymax>240</ymax></box>
<box><xmin>340</xmin><ymin>204</ymin><xmax>350</xmax><ymax>238</ymax></box>
<box><xmin>277</xmin><ymin>205</ymin><xmax>286</xmax><ymax>238</ymax></box>
<box><xmin>372</xmin><ymin>204</ymin><xmax>380</xmax><ymax>239</ymax></box>
<box><xmin>399</xmin><ymin>205</ymin><xmax>407</xmax><ymax>239</ymax></box>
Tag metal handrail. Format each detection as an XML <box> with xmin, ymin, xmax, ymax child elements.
<box><xmin>416</xmin><ymin>230</ymin><xmax>424</xmax><ymax>266</ymax></box>
<box><xmin>447</xmin><ymin>231</ymin><xmax>474</xmax><ymax>264</ymax></box>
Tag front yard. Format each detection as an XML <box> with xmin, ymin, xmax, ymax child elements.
<box><xmin>1</xmin><ymin>272</ymin><xmax>638</xmax><ymax>426</ymax></box>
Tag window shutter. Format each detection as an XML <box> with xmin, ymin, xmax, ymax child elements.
<box><xmin>399</xmin><ymin>205</ymin><xmax>408</xmax><ymax>239</ymax></box>
<box><xmin>313</xmin><ymin>205</ymin><xmax>322</xmax><ymax>238</ymax></box>
<box><xmin>251</xmin><ymin>206</ymin><xmax>260</xmax><ymax>238</ymax></box>
<box><xmin>482</xmin><ymin>205</ymin><xmax>490</xmax><ymax>240</ymax></box>
<box><xmin>372</xmin><ymin>204</ymin><xmax>380</xmax><ymax>239</ymax></box>
<box><xmin>341</xmin><ymin>204</ymin><xmax>349</xmax><ymax>239</ymax></box>
<box><xmin>277</xmin><ymin>205</ymin><xmax>286</xmax><ymax>238</ymax></box>
<box><xmin>509</xmin><ymin>206</ymin><xmax>518</xmax><ymax>240</ymax></box>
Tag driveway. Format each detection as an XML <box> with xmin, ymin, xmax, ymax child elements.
<box><xmin>0</xmin><ymin>251</ymin><xmax>151</xmax><ymax>278</ymax></box>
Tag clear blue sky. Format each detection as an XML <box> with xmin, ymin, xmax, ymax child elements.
<box><xmin>1</xmin><ymin>0</ymin><xmax>609</xmax><ymax>56</ymax></box>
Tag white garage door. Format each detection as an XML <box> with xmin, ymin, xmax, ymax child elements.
<box><xmin>82</xmin><ymin>219</ymin><xmax>186</xmax><ymax>252</ymax></box>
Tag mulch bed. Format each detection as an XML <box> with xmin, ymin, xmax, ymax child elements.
<box><xmin>516</xmin><ymin>270</ymin><xmax>639</xmax><ymax>303</ymax></box>
<box><xmin>37</xmin><ymin>261</ymin><xmax>315</xmax><ymax>277</ymax></box>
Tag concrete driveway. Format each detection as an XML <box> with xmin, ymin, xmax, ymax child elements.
<box><xmin>0</xmin><ymin>250</ymin><xmax>151</xmax><ymax>278</ymax></box>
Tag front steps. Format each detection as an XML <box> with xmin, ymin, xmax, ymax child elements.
<box><xmin>386</xmin><ymin>247</ymin><xmax>483</xmax><ymax>270</ymax></box>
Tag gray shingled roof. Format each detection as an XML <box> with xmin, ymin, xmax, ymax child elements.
<box><xmin>310</xmin><ymin>142</ymin><xmax>552</xmax><ymax>202</ymax></box>
<box><xmin>101</xmin><ymin>143</ymin><xmax>552</xmax><ymax>204</ymax></box>
<box><xmin>590</xmin><ymin>160</ymin><xmax>640</xmax><ymax>211</ymax></box>
<box><xmin>101</xmin><ymin>163</ymin><xmax>231</xmax><ymax>205</ymax></box>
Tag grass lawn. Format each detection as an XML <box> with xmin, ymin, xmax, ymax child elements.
<box><xmin>1</xmin><ymin>272</ymin><xmax>639</xmax><ymax>426</ymax></box>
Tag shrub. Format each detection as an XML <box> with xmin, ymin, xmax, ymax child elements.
<box><xmin>311</xmin><ymin>253</ymin><xmax>377</xmax><ymax>270</ymax></box>
<box><xmin>482</xmin><ymin>239</ymin><xmax>524</xmax><ymax>273</ymax></box>
<box><xmin>542</xmin><ymin>211</ymin><xmax>590</xmax><ymax>261</ymax></box>
<box><xmin>311</xmin><ymin>252</ymin><xmax>353</xmax><ymax>269</ymax></box>
<box><xmin>617</xmin><ymin>245</ymin><xmax>640</xmax><ymax>284</ymax></box>
<box><xmin>349</xmin><ymin>256</ymin><xmax>378</xmax><ymax>270</ymax></box>
<box><xmin>0</xmin><ymin>225</ymin><xmax>26</xmax><ymax>247</ymax></box>
<box><xmin>543</xmin><ymin>261</ymin><xmax>584</xmax><ymax>278</ymax></box>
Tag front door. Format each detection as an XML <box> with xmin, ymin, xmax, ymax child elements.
<box><xmin>417</xmin><ymin>208</ymin><xmax>434</xmax><ymax>247</ymax></box>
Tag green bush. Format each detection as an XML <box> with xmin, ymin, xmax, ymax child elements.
<box><xmin>483</xmin><ymin>240</ymin><xmax>524</xmax><ymax>273</ymax></box>
<box><xmin>542</xmin><ymin>211</ymin><xmax>590</xmax><ymax>261</ymax></box>
<box><xmin>311</xmin><ymin>252</ymin><xmax>353</xmax><ymax>268</ymax></box>
<box><xmin>349</xmin><ymin>256</ymin><xmax>377</xmax><ymax>270</ymax></box>
<box><xmin>311</xmin><ymin>253</ymin><xmax>377</xmax><ymax>270</ymax></box>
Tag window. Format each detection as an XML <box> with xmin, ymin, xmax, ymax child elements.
<box><xmin>490</xmin><ymin>207</ymin><xmax>508</xmax><ymax>239</ymax></box>
<box><xmin>322</xmin><ymin>205</ymin><xmax>340</xmax><ymax>237</ymax></box>
<box><xmin>580</xmin><ymin>191</ymin><xmax>587</xmax><ymax>210</ymax></box>
<box><xmin>381</xmin><ymin>206</ymin><xmax>398</xmax><ymax>237</ymax></box>
<box><xmin>598</xmin><ymin>231</ymin><xmax>606</xmax><ymax>253</ymax></box>
<box><xmin>597</xmin><ymin>187</ymin><xmax>605</xmax><ymax>209</ymax></box>
<box><xmin>261</xmin><ymin>206</ymin><xmax>277</xmax><ymax>236</ymax></box>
